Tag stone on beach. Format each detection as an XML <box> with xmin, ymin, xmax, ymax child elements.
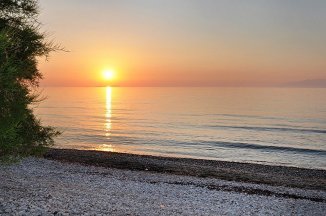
<box><xmin>1</xmin><ymin>158</ymin><xmax>325</xmax><ymax>215</ymax></box>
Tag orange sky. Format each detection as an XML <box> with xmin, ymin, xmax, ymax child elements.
<box><xmin>39</xmin><ymin>0</ymin><xmax>326</xmax><ymax>87</ymax></box>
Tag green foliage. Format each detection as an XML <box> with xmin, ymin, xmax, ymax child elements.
<box><xmin>0</xmin><ymin>0</ymin><xmax>60</xmax><ymax>157</ymax></box>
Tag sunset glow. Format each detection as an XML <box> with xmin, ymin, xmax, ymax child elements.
<box><xmin>39</xmin><ymin>0</ymin><xmax>326</xmax><ymax>87</ymax></box>
<box><xmin>3</xmin><ymin>1</ymin><xmax>326</xmax><ymax>214</ymax></box>
<box><xmin>103</xmin><ymin>70</ymin><xmax>115</xmax><ymax>81</ymax></box>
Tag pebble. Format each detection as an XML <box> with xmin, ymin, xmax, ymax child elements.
<box><xmin>0</xmin><ymin>158</ymin><xmax>325</xmax><ymax>215</ymax></box>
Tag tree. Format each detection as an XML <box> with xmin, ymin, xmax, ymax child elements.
<box><xmin>0</xmin><ymin>0</ymin><xmax>60</xmax><ymax>157</ymax></box>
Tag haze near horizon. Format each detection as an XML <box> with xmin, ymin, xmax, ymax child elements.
<box><xmin>39</xmin><ymin>0</ymin><xmax>326</xmax><ymax>87</ymax></box>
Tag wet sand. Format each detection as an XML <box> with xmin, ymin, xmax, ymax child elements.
<box><xmin>44</xmin><ymin>148</ymin><xmax>326</xmax><ymax>191</ymax></box>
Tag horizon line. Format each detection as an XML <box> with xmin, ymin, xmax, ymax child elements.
<box><xmin>39</xmin><ymin>85</ymin><xmax>326</xmax><ymax>88</ymax></box>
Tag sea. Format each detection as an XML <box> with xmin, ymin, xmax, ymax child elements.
<box><xmin>36</xmin><ymin>87</ymin><xmax>326</xmax><ymax>170</ymax></box>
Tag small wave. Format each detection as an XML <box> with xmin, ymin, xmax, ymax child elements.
<box><xmin>203</xmin><ymin>141</ymin><xmax>326</xmax><ymax>155</ymax></box>
<box><xmin>209</xmin><ymin>125</ymin><xmax>326</xmax><ymax>134</ymax></box>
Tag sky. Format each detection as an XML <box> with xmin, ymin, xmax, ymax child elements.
<box><xmin>39</xmin><ymin>0</ymin><xmax>326</xmax><ymax>87</ymax></box>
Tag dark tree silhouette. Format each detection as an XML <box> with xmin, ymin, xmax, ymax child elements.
<box><xmin>0</xmin><ymin>0</ymin><xmax>60</xmax><ymax>157</ymax></box>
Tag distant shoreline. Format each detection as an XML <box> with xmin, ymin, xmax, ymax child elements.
<box><xmin>44</xmin><ymin>148</ymin><xmax>326</xmax><ymax>191</ymax></box>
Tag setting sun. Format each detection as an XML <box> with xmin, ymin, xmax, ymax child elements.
<box><xmin>3</xmin><ymin>0</ymin><xmax>325</xmax><ymax>214</ymax></box>
<box><xmin>103</xmin><ymin>70</ymin><xmax>115</xmax><ymax>81</ymax></box>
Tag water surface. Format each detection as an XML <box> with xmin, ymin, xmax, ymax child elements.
<box><xmin>36</xmin><ymin>87</ymin><xmax>326</xmax><ymax>169</ymax></box>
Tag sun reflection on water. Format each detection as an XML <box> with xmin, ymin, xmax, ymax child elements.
<box><xmin>105</xmin><ymin>87</ymin><xmax>112</xmax><ymax>137</ymax></box>
<box><xmin>95</xmin><ymin>87</ymin><xmax>115</xmax><ymax>152</ymax></box>
<box><xmin>99</xmin><ymin>144</ymin><xmax>115</xmax><ymax>152</ymax></box>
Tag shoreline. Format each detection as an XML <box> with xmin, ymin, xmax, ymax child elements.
<box><xmin>44</xmin><ymin>148</ymin><xmax>326</xmax><ymax>191</ymax></box>
<box><xmin>2</xmin><ymin>157</ymin><xmax>325</xmax><ymax>215</ymax></box>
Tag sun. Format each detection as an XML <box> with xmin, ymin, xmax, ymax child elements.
<box><xmin>103</xmin><ymin>70</ymin><xmax>115</xmax><ymax>81</ymax></box>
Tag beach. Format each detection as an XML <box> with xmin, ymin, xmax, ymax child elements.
<box><xmin>1</xmin><ymin>0</ymin><xmax>326</xmax><ymax>215</ymax></box>
<box><xmin>1</xmin><ymin>149</ymin><xmax>325</xmax><ymax>215</ymax></box>
<box><xmin>45</xmin><ymin>149</ymin><xmax>326</xmax><ymax>191</ymax></box>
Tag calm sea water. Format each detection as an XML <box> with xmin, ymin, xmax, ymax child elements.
<box><xmin>36</xmin><ymin>87</ymin><xmax>326</xmax><ymax>169</ymax></box>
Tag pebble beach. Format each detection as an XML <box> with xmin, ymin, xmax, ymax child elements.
<box><xmin>1</xmin><ymin>155</ymin><xmax>326</xmax><ymax>215</ymax></box>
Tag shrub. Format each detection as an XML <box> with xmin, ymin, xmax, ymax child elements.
<box><xmin>0</xmin><ymin>0</ymin><xmax>60</xmax><ymax>157</ymax></box>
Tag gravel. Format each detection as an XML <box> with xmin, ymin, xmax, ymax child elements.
<box><xmin>45</xmin><ymin>148</ymin><xmax>326</xmax><ymax>191</ymax></box>
<box><xmin>1</xmin><ymin>158</ymin><xmax>325</xmax><ymax>215</ymax></box>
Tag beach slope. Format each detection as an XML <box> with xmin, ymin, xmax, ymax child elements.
<box><xmin>0</xmin><ymin>158</ymin><xmax>326</xmax><ymax>215</ymax></box>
